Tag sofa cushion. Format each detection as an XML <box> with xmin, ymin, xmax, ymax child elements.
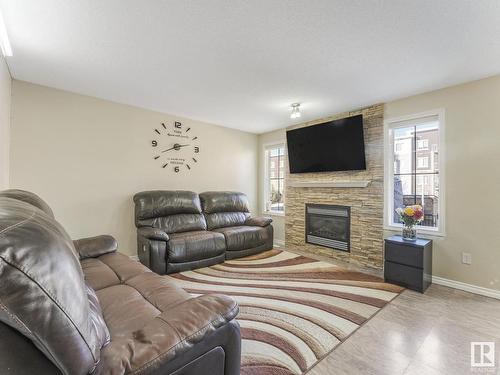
<box><xmin>86</xmin><ymin>282</ymin><xmax>111</xmax><ymax>349</ymax></box>
<box><xmin>168</xmin><ymin>230</ymin><xmax>226</xmax><ymax>263</ymax></box>
<box><xmin>204</xmin><ymin>211</ymin><xmax>251</xmax><ymax>230</ymax></box>
<box><xmin>134</xmin><ymin>190</ymin><xmax>202</xmax><ymax>219</ymax></box>
<box><xmin>81</xmin><ymin>252</ymin><xmax>150</xmax><ymax>291</ymax></box>
<box><xmin>214</xmin><ymin>225</ymin><xmax>271</xmax><ymax>251</ymax></box>
<box><xmin>200</xmin><ymin>191</ymin><xmax>250</xmax><ymax>214</ymax></box>
<box><xmin>134</xmin><ymin>190</ymin><xmax>207</xmax><ymax>233</ymax></box>
<box><xmin>149</xmin><ymin>213</ymin><xmax>207</xmax><ymax>234</ymax></box>
<box><xmin>97</xmin><ymin>292</ymin><xmax>238</xmax><ymax>375</ymax></box>
<box><xmin>200</xmin><ymin>192</ymin><xmax>251</xmax><ymax>230</ymax></box>
<box><xmin>0</xmin><ymin>197</ymin><xmax>103</xmax><ymax>375</ymax></box>
<box><xmin>0</xmin><ymin>189</ymin><xmax>55</xmax><ymax>218</ymax></box>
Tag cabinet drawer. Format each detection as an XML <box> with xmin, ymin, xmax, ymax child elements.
<box><xmin>385</xmin><ymin>242</ymin><xmax>423</xmax><ymax>268</ymax></box>
<box><xmin>384</xmin><ymin>261</ymin><xmax>423</xmax><ymax>292</ymax></box>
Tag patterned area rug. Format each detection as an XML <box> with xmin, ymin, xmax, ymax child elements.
<box><xmin>167</xmin><ymin>249</ymin><xmax>403</xmax><ymax>375</ymax></box>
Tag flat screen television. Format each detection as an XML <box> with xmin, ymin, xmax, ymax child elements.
<box><xmin>286</xmin><ymin>114</ymin><xmax>366</xmax><ymax>173</ymax></box>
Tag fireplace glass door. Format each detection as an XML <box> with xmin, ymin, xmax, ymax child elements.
<box><xmin>305</xmin><ymin>204</ymin><xmax>350</xmax><ymax>252</ymax></box>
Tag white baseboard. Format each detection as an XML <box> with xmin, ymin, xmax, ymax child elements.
<box><xmin>432</xmin><ymin>276</ymin><xmax>500</xmax><ymax>300</ymax></box>
<box><xmin>274</xmin><ymin>239</ymin><xmax>285</xmax><ymax>248</ymax></box>
<box><xmin>129</xmin><ymin>255</ymin><xmax>139</xmax><ymax>262</ymax></box>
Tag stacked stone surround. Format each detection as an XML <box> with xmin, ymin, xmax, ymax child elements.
<box><xmin>285</xmin><ymin>104</ymin><xmax>384</xmax><ymax>269</ymax></box>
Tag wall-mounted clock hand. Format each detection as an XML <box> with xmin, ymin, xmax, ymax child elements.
<box><xmin>161</xmin><ymin>143</ymin><xmax>190</xmax><ymax>153</ymax></box>
<box><xmin>161</xmin><ymin>145</ymin><xmax>176</xmax><ymax>153</ymax></box>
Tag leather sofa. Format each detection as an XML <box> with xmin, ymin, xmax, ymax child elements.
<box><xmin>0</xmin><ymin>189</ymin><xmax>241</xmax><ymax>375</ymax></box>
<box><xmin>134</xmin><ymin>191</ymin><xmax>273</xmax><ymax>274</ymax></box>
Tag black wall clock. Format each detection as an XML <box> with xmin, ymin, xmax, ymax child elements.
<box><xmin>151</xmin><ymin>121</ymin><xmax>200</xmax><ymax>173</ymax></box>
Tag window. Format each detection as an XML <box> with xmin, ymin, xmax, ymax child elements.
<box><xmin>417</xmin><ymin>156</ymin><xmax>429</xmax><ymax>168</ymax></box>
<box><xmin>264</xmin><ymin>143</ymin><xmax>285</xmax><ymax>214</ymax></box>
<box><xmin>417</xmin><ymin>139</ymin><xmax>429</xmax><ymax>150</ymax></box>
<box><xmin>385</xmin><ymin>110</ymin><xmax>445</xmax><ymax>234</ymax></box>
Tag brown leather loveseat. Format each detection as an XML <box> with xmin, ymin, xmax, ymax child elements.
<box><xmin>0</xmin><ymin>189</ymin><xmax>241</xmax><ymax>375</ymax></box>
<box><xmin>134</xmin><ymin>191</ymin><xmax>273</xmax><ymax>275</ymax></box>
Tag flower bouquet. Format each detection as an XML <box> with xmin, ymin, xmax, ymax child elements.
<box><xmin>396</xmin><ymin>205</ymin><xmax>424</xmax><ymax>240</ymax></box>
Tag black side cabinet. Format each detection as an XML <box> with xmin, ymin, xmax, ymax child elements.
<box><xmin>384</xmin><ymin>235</ymin><xmax>433</xmax><ymax>293</ymax></box>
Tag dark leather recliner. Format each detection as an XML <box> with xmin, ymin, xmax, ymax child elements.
<box><xmin>0</xmin><ymin>189</ymin><xmax>241</xmax><ymax>375</ymax></box>
<box><xmin>200</xmin><ymin>192</ymin><xmax>274</xmax><ymax>260</ymax></box>
<box><xmin>134</xmin><ymin>191</ymin><xmax>273</xmax><ymax>274</ymax></box>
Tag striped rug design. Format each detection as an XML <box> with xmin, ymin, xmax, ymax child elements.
<box><xmin>166</xmin><ymin>249</ymin><xmax>403</xmax><ymax>375</ymax></box>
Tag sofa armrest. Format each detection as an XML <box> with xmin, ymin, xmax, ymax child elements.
<box><xmin>137</xmin><ymin>227</ymin><xmax>169</xmax><ymax>274</ymax></box>
<box><xmin>137</xmin><ymin>226</ymin><xmax>170</xmax><ymax>241</ymax></box>
<box><xmin>98</xmin><ymin>294</ymin><xmax>240</xmax><ymax>375</ymax></box>
<box><xmin>73</xmin><ymin>235</ymin><xmax>117</xmax><ymax>259</ymax></box>
<box><xmin>245</xmin><ymin>216</ymin><xmax>273</xmax><ymax>227</ymax></box>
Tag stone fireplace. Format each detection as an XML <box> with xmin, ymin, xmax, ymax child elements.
<box><xmin>305</xmin><ymin>204</ymin><xmax>350</xmax><ymax>252</ymax></box>
<box><xmin>285</xmin><ymin>104</ymin><xmax>384</xmax><ymax>269</ymax></box>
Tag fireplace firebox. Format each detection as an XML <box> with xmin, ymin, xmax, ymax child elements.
<box><xmin>305</xmin><ymin>204</ymin><xmax>350</xmax><ymax>252</ymax></box>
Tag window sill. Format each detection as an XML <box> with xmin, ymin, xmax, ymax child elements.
<box><xmin>263</xmin><ymin>211</ymin><xmax>285</xmax><ymax>217</ymax></box>
<box><xmin>384</xmin><ymin>225</ymin><xmax>445</xmax><ymax>238</ymax></box>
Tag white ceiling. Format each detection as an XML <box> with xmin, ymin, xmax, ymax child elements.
<box><xmin>2</xmin><ymin>1</ymin><xmax>500</xmax><ymax>134</ymax></box>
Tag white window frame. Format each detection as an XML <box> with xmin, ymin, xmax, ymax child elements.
<box><xmin>384</xmin><ymin>109</ymin><xmax>446</xmax><ymax>237</ymax></box>
<box><xmin>263</xmin><ymin>141</ymin><xmax>286</xmax><ymax>217</ymax></box>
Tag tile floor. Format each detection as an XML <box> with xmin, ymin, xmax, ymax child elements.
<box><xmin>305</xmin><ymin>277</ymin><xmax>500</xmax><ymax>374</ymax></box>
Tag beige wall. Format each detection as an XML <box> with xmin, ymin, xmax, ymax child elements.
<box><xmin>386</xmin><ymin>74</ymin><xmax>500</xmax><ymax>291</ymax></box>
<box><xmin>258</xmin><ymin>128</ymin><xmax>286</xmax><ymax>244</ymax></box>
<box><xmin>10</xmin><ymin>81</ymin><xmax>259</xmax><ymax>256</ymax></box>
<box><xmin>0</xmin><ymin>55</ymin><xmax>11</xmax><ymax>189</ymax></box>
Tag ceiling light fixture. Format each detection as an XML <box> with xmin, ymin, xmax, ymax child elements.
<box><xmin>290</xmin><ymin>103</ymin><xmax>301</xmax><ymax>119</ymax></box>
<box><xmin>0</xmin><ymin>11</ymin><xmax>12</xmax><ymax>57</ymax></box>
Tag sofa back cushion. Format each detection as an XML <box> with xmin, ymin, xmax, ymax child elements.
<box><xmin>134</xmin><ymin>190</ymin><xmax>207</xmax><ymax>233</ymax></box>
<box><xmin>0</xmin><ymin>197</ymin><xmax>105</xmax><ymax>375</ymax></box>
<box><xmin>0</xmin><ymin>189</ymin><xmax>55</xmax><ymax>218</ymax></box>
<box><xmin>200</xmin><ymin>191</ymin><xmax>251</xmax><ymax>230</ymax></box>
<box><xmin>86</xmin><ymin>282</ymin><xmax>110</xmax><ymax>349</ymax></box>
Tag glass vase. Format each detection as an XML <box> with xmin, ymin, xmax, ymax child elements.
<box><xmin>402</xmin><ymin>225</ymin><xmax>417</xmax><ymax>241</ymax></box>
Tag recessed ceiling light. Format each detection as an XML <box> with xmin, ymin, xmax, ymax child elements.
<box><xmin>290</xmin><ymin>103</ymin><xmax>301</xmax><ymax>119</ymax></box>
<box><xmin>0</xmin><ymin>11</ymin><xmax>12</xmax><ymax>57</ymax></box>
